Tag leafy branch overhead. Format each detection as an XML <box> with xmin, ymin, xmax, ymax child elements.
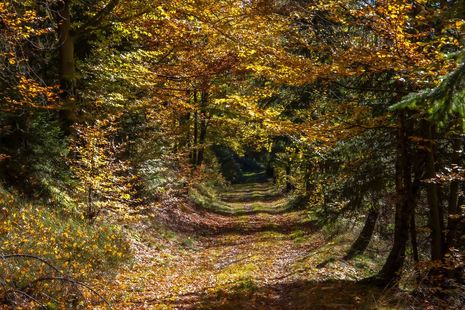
<box><xmin>1</xmin><ymin>0</ymin><xmax>465</xmax><ymax>308</ymax></box>
<box><xmin>392</xmin><ymin>57</ymin><xmax>465</xmax><ymax>128</ymax></box>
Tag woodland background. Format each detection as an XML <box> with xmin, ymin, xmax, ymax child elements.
<box><xmin>1</xmin><ymin>0</ymin><xmax>465</xmax><ymax>308</ymax></box>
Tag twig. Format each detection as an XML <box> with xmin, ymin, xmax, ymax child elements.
<box><xmin>0</xmin><ymin>253</ymin><xmax>111</xmax><ymax>307</ymax></box>
<box><xmin>0</xmin><ymin>254</ymin><xmax>61</xmax><ymax>274</ymax></box>
<box><xmin>27</xmin><ymin>276</ymin><xmax>111</xmax><ymax>307</ymax></box>
<box><xmin>4</xmin><ymin>288</ymin><xmax>43</xmax><ymax>307</ymax></box>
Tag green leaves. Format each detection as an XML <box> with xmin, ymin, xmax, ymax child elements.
<box><xmin>391</xmin><ymin>61</ymin><xmax>465</xmax><ymax>129</ymax></box>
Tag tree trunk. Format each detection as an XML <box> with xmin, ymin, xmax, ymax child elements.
<box><xmin>58</xmin><ymin>0</ymin><xmax>77</xmax><ymax>131</ymax></box>
<box><xmin>304</xmin><ymin>161</ymin><xmax>314</xmax><ymax>197</ymax></box>
<box><xmin>196</xmin><ymin>89</ymin><xmax>208</xmax><ymax>166</ymax></box>
<box><xmin>285</xmin><ymin>159</ymin><xmax>293</xmax><ymax>193</ymax></box>
<box><xmin>179</xmin><ymin>91</ymin><xmax>191</xmax><ymax>151</ymax></box>
<box><xmin>424</xmin><ymin>122</ymin><xmax>444</xmax><ymax>260</ymax></box>
<box><xmin>373</xmin><ymin>112</ymin><xmax>415</xmax><ymax>286</ymax></box>
<box><xmin>446</xmin><ymin>138</ymin><xmax>462</xmax><ymax>250</ymax></box>
<box><xmin>185</xmin><ymin>112</ymin><xmax>191</xmax><ymax>148</ymax></box>
<box><xmin>192</xmin><ymin>89</ymin><xmax>198</xmax><ymax>165</ymax></box>
<box><xmin>86</xmin><ymin>186</ymin><xmax>94</xmax><ymax>220</ymax></box>
<box><xmin>56</xmin><ymin>0</ymin><xmax>124</xmax><ymax>132</ymax></box>
<box><xmin>410</xmin><ymin>207</ymin><xmax>421</xmax><ymax>283</ymax></box>
<box><xmin>344</xmin><ymin>205</ymin><xmax>379</xmax><ymax>260</ymax></box>
<box><xmin>410</xmin><ymin>209</ymin><xmax>420</xmax><ymax>263</ymax></box>
<box><xmin>446</xmin><ymin>181</ymin><xmax>459</xmax><ymax>248</ymax></box>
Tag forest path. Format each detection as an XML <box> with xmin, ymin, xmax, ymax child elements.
<box><xmin>109</xmin><ymin>182</ymin><xmax>389</xmax><ymax>309</ymax></box>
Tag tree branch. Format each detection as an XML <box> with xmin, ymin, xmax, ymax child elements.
<box><xmin>75</xmin><ymin>0</ymin><xmax>121</xmax><ymax>36</ymax></box>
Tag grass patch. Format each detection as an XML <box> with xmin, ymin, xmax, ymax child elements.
<box><xmin>189</xmin><ymin>184</ymin><xmax>231</xmax><ymax>213</ymax></box>
<box><xmin>214</xmin><ymin>262</ymin><xmax>258</xmax><ymax>304</ymax></box>
<box><xmin>189</xmin><ymin>182</ymin><xmax>303</xmax><ymax>216</ymax></box>
<box><xmin>261</xmin><ymin>231</ymin><xmax>285</xmax><ymax>239</ymax></box>
<box><xmin>289</xmin><ymin>228</ymin><xmax>311</xmax><ymax>244</ymax></box>
<box><xmin>217</xmin><ymin>263</ymin><xmax>258</xmax><ymax>288</ymax></box>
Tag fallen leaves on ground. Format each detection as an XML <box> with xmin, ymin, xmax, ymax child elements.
<box><xmin>102</xmin><ymin>182</ymin><xmax>395</xmax><ymax>309</ymax></box>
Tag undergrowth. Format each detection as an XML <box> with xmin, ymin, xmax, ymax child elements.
<box><xmin>0</xmin><ymin>187</ymin><xmax>131</xmax><ymax>308</ymax></box>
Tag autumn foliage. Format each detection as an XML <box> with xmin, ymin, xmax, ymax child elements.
<box><xmin>1</xmin><ymin>0</ymin><xmax>465</xmax><ymax>308</ymax></box>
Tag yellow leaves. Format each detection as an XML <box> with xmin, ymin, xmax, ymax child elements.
<box><xmin>0</xmin><ymin>197</ymin><xmax>130</xmax><ymax>307</ymax></box>
<box><xmin>70</xmin><ymin>115</ymin><xmax>135</xmax><ymax>219</ymax></box>
<box><xmin>1</xmin><ymin>4</ymin><xmax>47</xmax><ymax>39</ymax></box>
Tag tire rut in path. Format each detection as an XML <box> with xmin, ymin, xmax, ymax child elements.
<box><xmin>111</xmin><ymin>182</ymin><xmax>387</xmax><ymax>309</ymax></box>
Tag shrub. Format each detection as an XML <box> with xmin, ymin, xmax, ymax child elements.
<box><xmin>0</xmin><ymin>190</ymin><xmax>130</xmax><ymax>308</ymax></box>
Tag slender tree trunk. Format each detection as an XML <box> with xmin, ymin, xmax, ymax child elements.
<box><xmin>374</xmin><ymin>112</ymin><xmax>415</xmax><ymax>286</ymax></box>
<box><xmin>192</xmin><ymin>89</ymin><xmax>198</xmax><ymax>165</ymax></box>
<box><xmin>185</xmin><ymin>112</ymin><xmax>191</xmax><ymax>148</ymax></box>
<box><xmin>438</xmin><ymin>188</ymin><xmax>447</xmax><ymax>255</ymax></box>
<box><xmin>410</xmin><ymin>208</ymin><xmax>420</xmax><ymax>264</ymax></box>
<box><xmin>446</xmin><ymin>138</ymin><xmax>462</xmax><ymax>250</ymax></box>
<box><xmin>409</xmin><ymin>145</ymin><xmax>425</xmax><ymax>277</ymax></box>
<box><xmin>456</xmin><ymin>191</ymin><xmax>465</xmax><ymax>249</ymax></box>
<box><xmin>86</xmin><ymin>186</ymin><xmax>94</xmax><ymax>220</ymax></box>
<box><xmin>58</xmin><ymin>0</ymin><xmax>77</xmax><ymax>131</ymax></box>
<box><xmin>410</xmin><ymin>207</ymin><xmax>421</xmax><ymax>283</ymax></box>
<box><xmin>304</xmin><ymin>161</ymin><xmax>314</xmax><ymax>197</ymax></box>
<box><xmin>197</xmin><ymin>89</ymin><xmax>208</xmax><ymax>166</ymax></box>
<box><xmin>344</xmin><ymin>205</ymin><xmax>379</xmax><ymax>260</ymax></box>
<box><xmin>285</xmin><ymin>159</ymin><xmax>293</xmax><ymax>192</ymax></box>
<box><xmin>183</xmin><ymin>90</ymin><xmax>191</xmax><ymax>149</ymax></box>
<box><xmin>447</xmin><ymin>184</ymin><xmax>465</xmax><ymax>283</ymax></box>
<box><xmin>446</xmin><ymin>181</ymin><xmax>459</xmax><ymax>248</ymax></box>
<box><xmin>424</xmin><ymin>122</ymin><xmax>444</xmax><ymax>260</ymax></box>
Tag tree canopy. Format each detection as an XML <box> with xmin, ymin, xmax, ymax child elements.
<box><xmin>1</xmin><ymin>0</ymin><xmax>465</xmax><ymax>308</ymax></box>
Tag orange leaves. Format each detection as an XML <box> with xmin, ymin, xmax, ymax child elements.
<box><xmin>1</xmin><ymin>76</ymin><xmax>60</xmax><ymax>112</ymax></box>
<box><xmin>294</xmin><ymin>0</ymin><xmax>463</xmax><ymax>88</ymax></box>
<box><xmin>0</xmin><ymin>3</ymin><xmax>57</xmax><ymax>112</ymax></box>
<box><xmin>0</xmin><ymin>3</ymin><xmax>49</xmax><ymax>47</ymax></box>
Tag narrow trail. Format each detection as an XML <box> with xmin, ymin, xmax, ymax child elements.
<box><xmin>109</xmin><ymin>182</ymin><xmax>391</xmax><ymax>309</ymax></box>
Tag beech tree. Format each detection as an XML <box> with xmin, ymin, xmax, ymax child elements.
<box><xmin>1</xmin><ymin>0</ymin><xmax>465</xmax><ymax>307</ymax></box>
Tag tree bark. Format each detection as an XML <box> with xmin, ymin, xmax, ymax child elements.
<box><xmin>344</xmin><ymin>205</ymin><xmax>379</xmax><ymax>260</ymax></box>
<box><xmin>192</xmin><ymin>89</ymin><xmax>198</xmax><ymax>165</ymax></box>
<box><xmin>196</xmin><ymin>89</ymin><xmax>208</xmax><ymax>166</ymax></box>
<box><xmin>424</xmin><ymin>122</ymin><xmax>445</xmax><ymax>260</ymax></box>
<box><xmin>373</xmin><ymin>112</ymin><xmax>415</xmax><ymax>286</ymax></box>
<box><xmin>58</xmin><ymin>0</ymin><xmax>77</xmax><ymax>131</ymax></box>
<box><xmin>285</xmin><ymin>159</ymin><xmax>293</xmax><ymax>193</ymax></box>
<box><xmin>304</xmin><ymin>161</ymin><xmax>314</xmax><ymax>197</ymax></box>
<box><xmin>446</xmin><ymin>138</ymin><xmax>463</xmax><ymax>250</ymax></box>
<box><xmin>410</xmin><ymin>209</ymin><xmax>420</xmax><ymax>264</ymax></box>
<box><xmin>410</xmin><ymin>207</ymin><xmax>421</xmax><ymax>283</ymax></box>
<box><xmin>185</xmin><ymin>112</ymin><xmax>191</xmax><ymax>148</ymax></box>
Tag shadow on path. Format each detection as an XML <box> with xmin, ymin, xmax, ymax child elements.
<box><xmin>116</xmin><ymin>182</ymin><xmax>401</xmax><ymax>310</ymax></box>
<box><xmin>169</xmin><ymin>279</ymin><xmax>395</xmax><ymax>309</ymax></box>
<box><xmin>201</xmin><ymin>219</ymin><xmax>316</xmax><ymax>237</ymax></box>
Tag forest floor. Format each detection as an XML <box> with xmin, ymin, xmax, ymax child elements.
<box><xmin>105</xmin><ymin>182</ymin><xmax>403</xmax><ymax>309</ymax></box>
